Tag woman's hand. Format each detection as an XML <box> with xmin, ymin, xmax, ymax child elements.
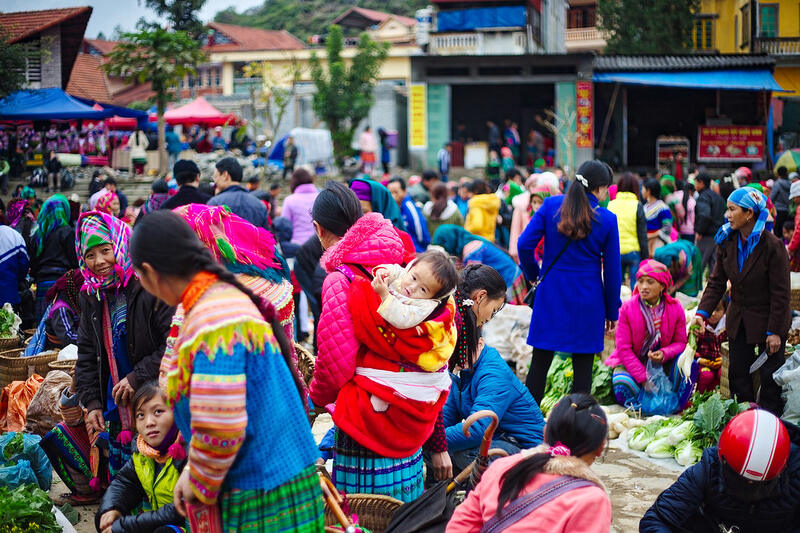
<box><xmin>173</xmin><ymin>467</ymin><xmax>198</xmax><ymax>518</ymax></box>
<box><xmin>112</xmin><ymin>377</ymin><xmax>134</xmax><ymax>407</ymax></box>
<box><xmin>430</xmin><ymin>451</ymin><xmax>453</xmax><ymax>480</ymax></box>
<box><xmin>86</xmin><ymin>409</ymin><xmax>105</xmax><ymax>432</ymax></box>
<box><xmin>648</xmin><ymin>350</ymin><xmax>664</xmax><ymax>363</ymax></box>
<box><xmin>99</xmin><ymin>510</ymin><xmax>121</xmax><ymax>533</ymax></box>
<box><xmin>692</xmin><ymin>315</ymin><xmax>706</xmax><ymax>331</ymax></box>
<box><xmin>605</xmin><ymin>320</ymin><xmax>617</xmax><ymax>334</ymax></box>
<box><xmin>766</xmin><ymin>334</ymin><xmax>782</xmax><ymax>354</ymax></box>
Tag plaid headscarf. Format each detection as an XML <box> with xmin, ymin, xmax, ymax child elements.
<box><xmin>95</xmin><ymin>189</ymin><xmax>119</xmax><ymax>215</ymax></box>
<box><xmin>173</xmin><ymin>204</ymin><xmax>288</xmax><ymax>283</ymax></box>
<box><xmin>76</xmin><ymin>211</ymin><xmax>135</xmax><ymax>296</ymax></box>
<box><xmin>34</xmin><ymin>194</ymin><xmax>71</xmax><ymax>256</ymax></box>
<box><xmin>6</xmin><ymin>198</ymin><xmax>27</xmax><ymax>227</ymax></box>
<box><xmin>140</xmin><ymin>192</ymin><xmax>170</xmax><ymax>215</ymax></box>
<box><xmin>714</xmin><ymin>187</ymin><xmax>769</xmax><ymax>266</ymax></box>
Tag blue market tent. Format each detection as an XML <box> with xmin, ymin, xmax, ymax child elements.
<box><xmin>71</xmin><ymin>95</ymin><xmax>148</xmax><ymax>126</ymax></box>
<box><xmin>0</xmin><ymin>88</ymin><xmax>113</xmax><ymax>121</ymax></box>
<box><xmin>592</xmin><ymin>70</ymin><xmax>787</xmax><ymax>92</ymax></box>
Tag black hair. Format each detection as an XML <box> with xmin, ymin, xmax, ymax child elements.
<box><xmin>784</xmin><ymin>220</ymin><xmax>795</xmax><ymax>232</ymax></box>
<box><xmin>695</xmin><ymin>172</ymin><xmax>712</xmax><ymax>187</ymax></box>
<box><xmin>616</xmin><ymin>172</ymin><xmax>640</xmax><ymax>199</ymax></box>
<box><xmin>558</xmin><ymin>160</ymin><xmax>612</xmax><ymax>240</ymax></box>
<box><xmin>129</xmin><ymin>210</ymin><xmax>305</xmax><ymax>399</ymax></box>
<box><xmin>175</xmin><ymin>169</ymin><xmax>198</xmax><ymax>186</ymax></box>
<box><xmin>422</xmin><ymin>170</ymin><xmax>439</xmax><ymax>182</ymax></box>
<box><xmin>312</xmin><ymin>181</ymin><xmax>363</xmax><ymax>237</ymax></box>
<box><xmin>216</xmin><ymin>157</ymin><xmax>243</xmax><ymax>182</ymax></box>
<box><xmin>388</xmin><ymin>176</ymin><xmax>407</xmax><ymax>191</ymax></box>
<box><xmin>151</xmin><ymin>179</ymin><xmax>169</xmax><ymax>194</ymax></box>
<box><xmin>777</xmin><ymin>166</ymin><xmax>788</xmax><ymax>179</ymax></box>
<box><xmin>289</xmin><ymin>168</ymin><xmax>314</xmax><ymax>193</ymax></box>
<box><xmin>104</xmin><ymin>176</ymin><xmax>117</xmax><ymax>186</ymax></box>
<box><xmin>471</xmin><ymin>179</ymin><xmax>490</xmax><ymax>195</ymax></box>
<box><xmin>680</xmin><ymin>178</ymin><xmax>694</xmax><ymax>222</ymax></box>
<box><xmin>269</xmin><ymin>183</ymin><xmax>281</xmax><ymax>191</ymax></box>
<box><xmin>132</xmin><ymin>381</ymin><xmax>165</xmax><ymax>413</ymax></box>
<box><xmin>497</xmin><ymin>393</ymin><xmax>607</xmax><ymax>515</ymax></box>
<box><xmin>247</xmin><ymin>175</ymin><xmax>260</xmax><ymax>185</ymax></box>
<box><xmin>414</xmin><ymin>250</ymin><xmax>458</xmax><ymax>300</ymax></box>
<box><xmin>505</xmin><ymin>168</ymin><xmax>522</xmax><ymax>182</ymax></box>
<box><xmin>718</xmin><ymin>175</ymin><xmax>735</xmax><ymax>201</ymax></box>
<box><xmin>430</xmin><ymin>182</ymin><xmax>449</xmax><ymax>220</ymax></box>
<box><xmin>452</xmin><ymin>264</ymin><xmax>506</xmax><ymax>371</ymax></box>
<box><xmin>642</xmin><ymin>178</ymin><xmax>662</xmax><ymax>201</ymax></box>
<box><xmin>92</xmin><ymin>170</ymin><xmax>103</xmax><ymax>179</ymax></box>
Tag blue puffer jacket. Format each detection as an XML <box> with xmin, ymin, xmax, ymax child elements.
<box><xmin>443</xmin><ymin>345</ymin><xmax>544</xmax><ymax>451</ymax></box>
<box><xmin>640</xmin><ymin>420</ymin><xmax>800</xmax><ymax>532</ymax></box>
<box><xmin>400</xmin><ymin>196</ymin><xmax>430</xmax><ymax>252</ymax></box>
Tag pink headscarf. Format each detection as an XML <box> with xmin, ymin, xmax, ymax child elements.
<box><xmin>94</xmin><ymin>189</ymin><xmax>119</xmax><ymax>215</ymax></box>
<box><xmin>635</xmin><ymin>259</ymin><xmax>675</xmax><ymax>301</ymax></box>
<box><xmin>501</xmin><ymin>146</ymin><xmax>512</xmax><ymax>158</ymax></box>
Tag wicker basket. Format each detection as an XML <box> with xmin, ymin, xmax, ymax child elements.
<box><xmin>0</xmin><ymin>336</ymin><xmax>20</xmax><ymax>351</ymax></box>
<box><xmin>48</xmin><ymin>359</ymin><xmax>77</xmax><ymax>373</ymax></box>
<box><xmin>22</xmin><ymin>329</ymin><xmax>37</xmax><ymax>339</ymax></box>
<box><xmin>323</xmin><ymin>493</ymin><xmax>402</xmax><ymax>533</ymax></box>
<box><xmin>0</xmin><ymin>349</ymin><xmax>59</xmax><ymax>389</ymax></box>
<box><xmin>295</xmin><ymin>342</ymin><xmax>315</xmax><ymax>386</ymax></box>
<box><xmin>720</xmin><ymin>341</ymin><xmax>730</xmax><ymax>399</ymax></box>
<box><xmin>792</xmin><ymin>289</ymin><xmax>800</xmax><ymax>311</ymax></box>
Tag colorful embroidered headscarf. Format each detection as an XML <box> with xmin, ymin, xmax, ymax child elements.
<box><xmin>94</xmin><ymin>189</ymin><xmax>119</xmax><ymax>215</ymax></box>
<box><xmin>140</xmin><ymin>192</ymin><xmax>170</xmax><ymax>215</ymax></box>
<box><xmin>714</xmin><ymin>187</ymin><xmax>768</xmax><ymax>261</ymax></box>
<box><xmin>34</xmin><ymin>194</ymin><xmax>70</xmax><ymax>256</ymax></box>
<box><xmin>76</xmin><ymin>211</ymin><xmax>135</xmax><ymax>296</ymax></box>
<box><xmin>19</xmin><ymin>186</ymin><xmax>36</xmax><ymax>200</ymax></box>
<box><xmin>636</xmin><ymin>259</ymin><xmax>674</xmax><ymax>291</ymax></box>
<box><xmin>6</xmin><ymin>198</ymin><xmax>27</xmax><ymax>227</ymax></box>
<box><xmin>173</xmin><ymin>204</ymin><xmax>288</xmax><ymax>284</ymax></box>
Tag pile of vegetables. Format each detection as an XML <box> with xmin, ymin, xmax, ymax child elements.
<box><xmin>0</xmin><ymin>304</ymin><xmax>21</xmax><ymax>339</ymax></box>
<box><xmin>626</xmin><ymin>391</ymin><xmax>749</xmax><ymax>466</ymax></box>
<box><xmin>0</xmin><ymin>484</ymin><xmax>60</xmax><ymax>533</ymax></box>
<box><xmin>540</xmin><ymin>354</ymin><xmax>614</xmax><ymax>414</ymax></box>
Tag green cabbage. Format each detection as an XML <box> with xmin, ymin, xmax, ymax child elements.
<box><xmin>628</xmin><ymin>425</ymin><xmax>658</xmax><ymax>451</ymax></box>
<box><xmin>645</xmin><ymin>437</ymin><xmax>676</xmax><ymax>459</ymax></box>
<box><xmin>674</xmin><ymin>439</ymin><xmax>703</xmax><ymax>466</ymax></box>
<box><xmin>654</xmin><ymin>419</ymin><xmax>681</xmax><ymax>440</ymax></box>
<box><xmin>667</xmin><ymin>421</ymin><xmax>698</xmax><ymax>446</ymax></box>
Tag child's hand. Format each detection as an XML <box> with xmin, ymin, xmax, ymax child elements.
<box><xmin>371</xmin><ymin>271</ymin><xmax>390</xmax><ymax>299</ymax></box>
<box><xmin>99</xmin><ymin>510</ymin><xmax>121</xmax><ymax>533</ymax></box>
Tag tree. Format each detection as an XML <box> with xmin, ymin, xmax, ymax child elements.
<box><xmin>96</xmin><ymin>31</ymin><xmax>107</xmax><ymax>40</ymax></box>
<box><xmin>141</xmin><ymin>0</ymin><xmax>207</xmax><ymax>36</ymax></box>
<box><xmin>242</xmin><ymin>59</ymin><xmax>304</xmax><ymax>147</ymax></box>
<box><xmin>309</xmin><ymin>25</ymin><xmax>388</xmax><ymax>165</ymax></box>
<box><xmin>0</xmin><ymin>29</ymin><xmax>27</xmax><ymax>100</ymax></box>
<box><xmin>104</xmin><ymin>21</ymin><xmax>207</xmax><ymax>175</ymax></box>
<box><xmin>598</xmin><ymin>0</ymin><xmax>700</xmax><ymax>54</ymax></box>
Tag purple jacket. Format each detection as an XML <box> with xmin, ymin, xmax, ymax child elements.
<box><xmin>282</xmin><ymin>183</ymin><xmax>319</xmax><ymax>245</ymax></box>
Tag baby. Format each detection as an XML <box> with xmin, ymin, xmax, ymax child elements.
<box><xmin>372</xmin><ymin>250</ymin><xmax>458</xmax><ymax>329</ymax></box>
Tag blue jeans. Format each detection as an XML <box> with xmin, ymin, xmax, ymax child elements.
<box><xmin>620</xmin><ymin>251</ymin><xmax>640</xmax><ymax>290</ymax></box>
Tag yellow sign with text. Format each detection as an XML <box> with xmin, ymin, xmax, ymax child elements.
<box><xmin>409</xmin><ymin>83</ymin><xmax>427</xmax><ymax>150</ymax></box>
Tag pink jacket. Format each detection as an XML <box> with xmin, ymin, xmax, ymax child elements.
<box><xmin>281</xmin><ymin>183</ymin><xmax>319</xmax><ymax>245</ymax></box>
<box><xmin>308</xmin><ymin>213</ymin><xmax>405</xmax><ymax>407</ymax></box>
<box><xmin>509</xmin><ymin>193</ymin><xmax>532</xmax><ymax>260</ymax></box>
<box><xmin>447</xmin><ymin>449</ymin><xmax>611</xmax><ymax>533</ymax></box>
<box><xmin>605</xmin><ymin>294</ymin><xmax>688</xmax><ymax>383</ymax></box>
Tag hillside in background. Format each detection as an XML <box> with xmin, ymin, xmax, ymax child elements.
<box><xmin>214</xmin><ymin>0</ymin><xmax>427</xmax><ymax>41</ymax></box>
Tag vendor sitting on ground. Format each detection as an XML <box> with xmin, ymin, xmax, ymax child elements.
<box><xmin>653</xmin><ymin>239</ymin><xmax>704</xmax><ymax>298</ymax></box>
<box><xmin>694</xmin><ymin>295</ymin><xmax>728</xmax><ymax>393</ymax></box>
<box><xmin>605</xmin><ymin>259</ymin><xmax>693</xmax><ymax>413</ymax></box>
<box><xmin>440</xmin><ymin>340</ymin><xmax>545</xmax><ymax>474</ymax></box>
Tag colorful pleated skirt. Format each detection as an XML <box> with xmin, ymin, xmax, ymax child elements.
<box><xmin>218</xmin><ymin>465</ymin><xmax>324</xmax><ymax>532</ymax></box>
<box><xmin>332</xmin><ymin>429</ymin><xmax>423</xmax><ymax>503</ymax></box>
<box><xmin>507</xmin><ymin>272</ymin><xmax>528</xmax><ymax>305</ymax></box>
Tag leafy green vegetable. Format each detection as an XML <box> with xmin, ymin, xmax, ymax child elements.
<box><xmin>0</xmin><ymin>484</ymin><xmax>61</xmax><ymax>532</ymax></box>
<box><xmin>645</xmin><ymin>437</ymin><xmax>676</xmax><ymax>459</ymax></box>
<box><xmin>539</xmin><ymin>354</ymin><xmax>614</xmax><ymax>415</ymax></box>
<box><xmin>2</xmin><ymin>433</ymin><xmax>23</xmax><ymax>461</ymax></box>
<box><xmin>654</xmin><ymin>419</ymin><xmax>682</xmax><ymax>440</ymax></box>
<box><xmin>674</xmin><ymin>439</ymin><xmax>703</xmax><ymax>466</ymax></box>
<box><xmin>690</xmin><ymin>392</ymin><xmax>747</xmax><ymax>449</ymax></box>
<box><xmin>667</xmin><ymin>421</ymin><xmax>698</xmax><ymax>446</ymax></box>
<box><xmin>0</xmin><ymin>307</ymin><xmax>16</xmax><ymax>338</ymax></box>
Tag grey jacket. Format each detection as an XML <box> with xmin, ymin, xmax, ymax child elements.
<box><xmin>208</xmin><ymin>184</ymin><xmax>269</xmax><ymax>228</ymax></box>
<box><xmin>771</xmin><ymin>177</ymin><xmax>791</xmax><ymax>212</ymax></box>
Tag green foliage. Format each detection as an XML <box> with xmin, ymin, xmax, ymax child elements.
<box><xmin>0</xmin><ymin>484</ymin><xmax>61</xmax><ymax>533</ymax></box>
<box><xmin>684</xmin><ymin>391</ymin><xmax>748</xmax><ymax>449</ymax></box>
<box><xmin>309</xmin><ymin>25</ymin><xmax>388</xmax><ymax>165</ymax></box>
<box><xmin>0</xmin><ymin>29</ymin><xmax>28</xmax><ymax>100</ymax></box>
<box><xmin>0</xmin><ymin>307</ymin><xmax>17</xmax><ymax>338</ymax></box>
<box><xmin>2</xmin><ymin>433</ymin><xmax>23</xmax><ymax>461</ymax></box>
<box><xmin>142</xmin><ymin>0</ymin><xmax>207</xmax><ymax>36</ymax></box>
<box><xmin>539</xmin><ymin>354</ymin><xmax>614</xmax><ymax>415</ymax></box>
<box><xmin>598</xmin><ymin>0</ymin><xmax>701</xmax><ymax>54</ymax></box>
<box><xmin>214</xmin><ymin>0</ymin><xmax>428</xmax><ymax>41</ymax></box>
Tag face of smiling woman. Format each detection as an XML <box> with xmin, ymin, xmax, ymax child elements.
<box><xmin>83</xmin><ymin>243</ymin><xmax>116</xmax><ymax>278</ymax></box>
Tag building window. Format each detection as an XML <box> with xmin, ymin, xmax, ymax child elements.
<box><xmin>741</xmin><ymin>5</ymin><xmax>750</xmax><ymax>46</ymax></box>
<box><xmin>567</xmin><ymin>6</ymin><xmax>596</xmax><ymax>28</ymax></box>
<box><xmin>759</xmin><ymin>4</ymin><xmax>778</xmax><ymax>38</ymax></box>
<box><xmin>215</xmin><ymin>69</ymin><xmax>221</xmax><ymax>87</ymax></box>
<box><xmin>692</xmin><ymin>18</ymin><xmax>714</xmax><ymax>50</ymax></box>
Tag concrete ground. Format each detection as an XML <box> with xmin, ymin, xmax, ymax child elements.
<box><xmin>60</xmin><ymin>413</ymin><xmax>680</xmax><ymax>532</ymax></box>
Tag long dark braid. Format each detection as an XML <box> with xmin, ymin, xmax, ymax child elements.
<box><xmin>130</xmin><ymin>210</ymin><xmax>305</xmax><ymax>401</ymax></box>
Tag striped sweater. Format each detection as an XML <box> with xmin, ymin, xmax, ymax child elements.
<box><xmin>164</xmin><ymin>281</ymin><xmax>317</xmax><ymax>504</ymax></box>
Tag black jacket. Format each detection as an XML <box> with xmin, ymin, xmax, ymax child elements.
<box><xmin>159</xmin><ymin>185</ymin><xmax>211</xmax><ymax>211</ymax></box>
<box><xmin>294</xmin><ymin>235</ymin><xmax>325</xmax><ymax>346</ymax></box>
<box><xmin>44</xmin><ymin>157</ymin><xmax>62</xmax><ymax>174</ymax></box>
<box><xmin>694</xmin><ymin>188</ymin><xmax>725</xmax><ymax>237</ymax></box>
<box><xmin>640</xmin><ymin>421</ymin><xmax>800</xmax><ymax>532</ymax></box>
<box><xmin>75</xmin><ymin>280</ymin><xmax>175</xmax><ymax>413</ymax></box>
<box><xmin>95</xmin><ymin>455</ymin><xmax>186</xmax><ymax>533</ymax></box>
<box><xmin>31</xmin><ymin>225</ymin><xmax>78</xmax><ymax>282</ymax></box>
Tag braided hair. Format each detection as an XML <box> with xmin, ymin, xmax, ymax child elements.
<box><xmin>130</xmin><ymin>210</ymin><xmax>304</xmax><ymax>399</ymax></box>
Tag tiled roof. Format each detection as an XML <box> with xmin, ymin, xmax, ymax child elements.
<box><xmin>83</xmin><ymin>38</ymin><xmax>122</xmax><ymax>56</ymax></box>
<box><xmin>0</xmin><ymin>6</ymin><xmax>92</xmax><ymax>43</ymax></box>
<box><xmin>594</xmin><ymin>54</ymin><xmax>776</xmax><ymax>72</ymax></box>
<box><xmin>333</xmin><ymin>7</ymin><xmax>416</xmax><ymax>28</ymax></box>
<box><xmin>66</xmin><ymin>53</ymin><xmax>113</xmax><ymax>103</ymax></box>
<box><xmin>206</xmin><ymin>22</ymin><xmax>305</xmax><ymax>52</ymax></box>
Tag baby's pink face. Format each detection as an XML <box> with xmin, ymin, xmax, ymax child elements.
<box><xmin>397</xmin><ymin>262</ymin><xmax>442</xmax><ymax>300</ymax></box>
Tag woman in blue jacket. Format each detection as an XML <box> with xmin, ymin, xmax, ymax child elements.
<box><xmin>518</xmin><ymin>160</ymin><xmax>621</xmax><ymax>404</ymax></box>
<box><xmin>443</xmin><ymin>342</ymin><xmax>544</xmax><ymax>472</ymax></box>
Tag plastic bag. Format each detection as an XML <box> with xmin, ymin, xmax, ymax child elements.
<box><xmin>639</xmin><ymin>360</ymin><xmax>679</xmax><ymax>415</ymax></box>
<box><xmin>0</xmin><ymin>374</ymin><xmax>45</xmax><ymax>432</ymax></box>
<box><xmin>25</xmin><ymin>370</ymin><xmax>71</xmax><ymax>436</ymax></box>
<box><xmin>0</xmin><ymin>458</ymin><xmax>38</xmax><ymax>489</ymax></box>
<box><xmin>0</xmin><ymin>432</ymin><xmax>51</xmax><ymax>490</ymax></box>
<box><xmin>774</xmin><ymin>352</ymin><xmax>800</xmax><ymax>424</ymax></box>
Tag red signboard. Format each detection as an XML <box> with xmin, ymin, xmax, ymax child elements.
<box><xmin>697</xmin><ymin>126</ymin><xmax>765</xmax><ymax>162</ymax></box>
<box><xmin>576</xmin><ymin>81</ymin><xmax>593</xmax><ymax>149</ymax></box>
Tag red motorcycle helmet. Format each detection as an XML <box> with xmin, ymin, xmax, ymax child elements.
<box><xmin>719</xmin><ymin>409</ymin><xmax>791</xmax><ymax>482</ymax></box>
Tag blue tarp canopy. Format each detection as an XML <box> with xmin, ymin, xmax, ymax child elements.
<box><xmin>71</xmin><ymin>95</ymin><xmax>148</xmax><ymax>120</ymax></box>
<box><xmin>437</xmin><ymin>6</ymin><xmax>526</xmax><ymax>32</ymax></box>
<box><xmin>592</xmin><ymin>70</ymin><xmax>787</xmax><ymax>92</ymax></box>
<box><xmin>0</xmin><ymin>88</ymin><xmax>113</xmax><ymax>120</ymax></box>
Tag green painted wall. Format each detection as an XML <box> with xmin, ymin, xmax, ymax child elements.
<box><xmin>555</xmin><ymin>81</ymin><xmax>577</xmax><ymax>174</ymax></box>
<box><xmin>426</xmin><ymin>84</ymin><xmax>451</xmax><ymax>168</ymax></box>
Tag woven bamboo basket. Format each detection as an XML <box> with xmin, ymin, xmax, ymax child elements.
<box><xmin>0</xmin><ymin>336</ymin><xmax>20</xmax><ymax>351</ymax></box>
<box><xmin>295</xmin><ymin>342</ymin><xmax>315</xmax><ymax>386</ymax></box>
<box><xmin>792</xmin><ymin>289</ymin><xmax>800</xmax><ymax>311</ymax></box>
<box><xmin>0</xmin><ymin>349</ymin><xmax>58</xmax><ymax>389</ymax></box>
<box><xmin>48</xmin><ymin>359</ymin><xmax>77</xmax><ymax>373</ymax></box>
<box><xmin>323</xmin><ymin>493</ymin><xmax>402</xmax><ymax>533</ymax></box>
<box><xmin>22</xmin><ymin>329</ymin><xmax>37</xmax><ymax>339</ymax></box>
<box><xmin>720</xmin><ymin>341</ymin><xmax>730</xmax><ymax>399</ymax></box>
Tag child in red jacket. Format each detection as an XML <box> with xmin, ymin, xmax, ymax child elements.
<box><xmin>694</xmin><ymin>296</ymin><xmax>728</xmax><ymax>392</ymax></box>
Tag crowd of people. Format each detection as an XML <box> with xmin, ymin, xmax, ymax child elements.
<box><xmin>0</xmin><ymin>149</ymin><xmax>799</xmax><ymax>532</ymax></box>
